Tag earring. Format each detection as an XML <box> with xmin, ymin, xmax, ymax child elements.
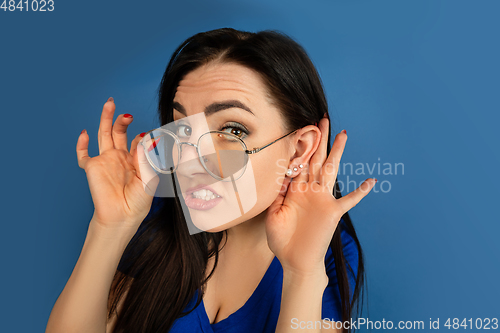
<box><xmin>299</xmin><ymin>164</ymin><xmax>303</xmax><ymax>168</ymax></box>
<box><xmin>286</xmin><ymin>169</ymin><xmax>293</xmax><ymax>176</ymax></box>
<box><xmin>293</xmin><ymin>167</ymin><xmax>298</xmax><ymax>172</ymax></box>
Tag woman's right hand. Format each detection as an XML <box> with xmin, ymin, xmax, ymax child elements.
<box><xmin>76</xmin><ymin>97</ymin><xmax>159</xmax><ymax>236</ymax></box>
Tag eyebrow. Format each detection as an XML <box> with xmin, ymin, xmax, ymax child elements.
<box><xmin>172</xmin><ymin>100</ymin><xmax>255</xmax><ymax>117</ymax></box>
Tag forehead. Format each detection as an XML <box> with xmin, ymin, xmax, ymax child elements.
<box><xmin>173</xmin><ymin>62</ymin><xmax>273</xmax><ymax>113</ymax></box>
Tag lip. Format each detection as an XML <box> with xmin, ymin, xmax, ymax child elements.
<box><xmin>183</xmin><ymin>184</ymin><xmax>223</xmax><ymax>211</ymax></box>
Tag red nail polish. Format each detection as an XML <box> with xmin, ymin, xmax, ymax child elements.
<box><xmin>374</xmin><ymin>178</ymin><xmax>378</xmax><ymax>182</ymax></box>
<box><xmin>140</xmin><ymin>132</ymin><xmax>146</xmax><ymax>137</ymax></box>
<box><xmin>124</xmin><ymin>113</ymin><xmax>133</xmax><ymax>118</ymax></box>
<box><xmin>147</xmin><ymin>137</ymin><xmax>161</xmax><ymax>152</ymax></box>
<box><xmin>107</xmin><ymin>97</ymin><xmax>114</xmax><ymax>102</ymax></box>
<box><xmin>81</xmin><ymin>129</ymin><xmax>86</xmax><ymax>134</ymax></box>
<box><xmin>314</xmin><ymin>122</ymin><xmax>318</xmax><ymax>126</ymax></box>
<box><xmin>341</xmin><ymin>129</ymin><xmax>347</xmax><ymax>134</ymax></box>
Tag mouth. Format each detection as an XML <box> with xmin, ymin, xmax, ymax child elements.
<box><xmin>184</xmin><ymin>185</ymin><xmax>223</xmax><ymax>211</ymax></box>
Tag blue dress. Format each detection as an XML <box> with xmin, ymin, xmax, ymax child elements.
<box><xmin>118</xmin><ymin>216</ymin><xmax>358</xmax><ymax>333</ymax></box>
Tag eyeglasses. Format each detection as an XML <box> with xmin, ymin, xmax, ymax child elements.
<box><xmin>139</xmin><ymin>128</ymin><xmax>297</xmax><ymax>182</ymax></box>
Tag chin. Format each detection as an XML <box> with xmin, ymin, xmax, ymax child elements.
<box><xmin>192</xmin><ymin>203</ymin><xmax>270</xmax><ymax>233</ymax></box>
<box><xmin>190</xmin><ymin>211</ymin><xmax>244</xmax><ymax>233</ymax></box>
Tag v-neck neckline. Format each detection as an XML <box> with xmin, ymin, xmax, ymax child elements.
<box><xmin>197</xmin><ymin>255</ymin><xmax>280</xmax><ymax>331</ymax></box>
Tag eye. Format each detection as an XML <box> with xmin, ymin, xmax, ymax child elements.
<box><xmin>176</xmin><ymin>124</ymin><xmax>192</xmax><ymax>138</ymax></box>
<box><xmin>219</xmin><ymin>122</ymin><xmax>249</xmax><ymax>139</ymax></box>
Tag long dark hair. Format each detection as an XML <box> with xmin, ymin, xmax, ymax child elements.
<box><xmin>108</xmin><ymin>28</ymin><xmax>365</xmax><ymax>333</ymax></box>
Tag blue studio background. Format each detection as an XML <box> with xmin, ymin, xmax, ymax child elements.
<box><xmin>1</xmin><ymin>0</ymin><xmax>499</xmax><ymax>332</ymax></box>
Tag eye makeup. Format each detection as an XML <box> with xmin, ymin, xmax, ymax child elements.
<box><xmin>171</xmin><ymin>117</ymin><xmax>251</xmax><ymax>140</ymax></box>
<box><xmin>218</xmin><ymin>121</ymin><xmax>250</xmax><ymax>139</ymax></box>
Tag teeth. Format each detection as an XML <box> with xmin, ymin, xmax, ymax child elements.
<box><xmin>192</xmin><ymin>188</ymin><xmax>221</xmax><ymax>200</ymax></box>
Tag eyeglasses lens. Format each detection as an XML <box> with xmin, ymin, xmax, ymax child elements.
<box><xmin>144</xmin><ymin>131</ymin><xmax>248</xmax><ymax>181</ymax></box>
<box><xmin>144</xmin><ymin>129</ymin><xmax>178</xmax><ymax>173</ymax></box>
<box><xmin>198</xmin><ymin>132</ymin><xmax>248</xmax><ymax>181</ymax></box>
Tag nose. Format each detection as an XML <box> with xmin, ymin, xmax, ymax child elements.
<box><xmin>176</xmin><ymin>142</ymin><xmax>208</xmax><ymax>179</ymax></box>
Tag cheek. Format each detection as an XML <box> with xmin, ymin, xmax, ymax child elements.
<box><xmin>201</xmin><ymin>153</ymin><xmax>289</xmax><ymax>233</ymax></box>
<box><xmin>252</xmin><ymin>153</ymin><xmax>288</xmax><ymax>204</ymax></box>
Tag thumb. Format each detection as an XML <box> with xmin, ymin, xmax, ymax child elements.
<box><xmin>268</xmin><ymin>176</ymin><xmax>292</xmax><ymax>214</ymax></box>
<box><xmin>136</xmin><ymin>143</ymin><xmax>160</xmax><ymax>197</ymax></box>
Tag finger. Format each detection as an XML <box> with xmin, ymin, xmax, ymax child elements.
<box><xmin>338</xmin><ymin>178</ymin><xmax>377</xmax><ymax>213</ymax></box>
<box><xmin>98</xmin><ymin>97</ymin><xmax>116</xmax><ymax>154</ymax></box>
<box><xmin>278</xmin><ymin>175</ymin><xmax>292</xmax><ymax>199</ymax></box>
<box><xmin>309</xmin><ymin>116</ymin><xmax>329</xmax><ymax>182</ymax></box>
<box><xmin>130</xmin><ymin>132</ymin><xmax>145</xmax><ymax>158</ymax></box>
<box><xmin>268</xmin><ymin>176</ymin><xmax>292</xmax><ymax>214</ymax></box>
<box><xmin>321</xmin><ymin>130</ymin><xmax>347</xmax><ymax>193</ymax></box>
<box><xmin>135</xmin><ymin>142</ymin><xmax>160</xmax><ymax>197</ymax></box>
<box><xmin>76</xmin><ymin>129</ymin><xmax>91</xmax><ymax>169</ymax></box>
<box><xmin>112</xmin><ymin>113</ymin><xmax>134</xmax><ymax>151</ymax></box>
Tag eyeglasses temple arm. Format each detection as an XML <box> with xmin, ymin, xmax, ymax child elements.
<box><xmin>245</xmin><ymin>130</ymin><xmax>298</xmax><ymax>154</ymax></box>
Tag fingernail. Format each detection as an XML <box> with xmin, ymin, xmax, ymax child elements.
<box><xmin>124</xmin><ymin>113</ymin><xmax>133</xmax><ymax>118</ymax></box>
<box><xmin>374</xmin><ymin>178</ymin><xmax>378</xmax><ymax>183</ymax></box>
<box><xmin>81</xmin><ymin>129</ymin><xmax>86</xmax><ymax>134</ymax></box>
<box><xmin>140</xmin><ymin>132</ymin><xmax>146</xmax><ymax>137</ymax></box>
<box><xmin>323</xmin><ymin>113</ymin><xmax>328</xmax><ymax>118</ymax></box>
<box><xmin>314</xmin><ymin>122</ymin><xmax>318</xmax><ymax>126</ymax></box>
<box><xmin>107</xmin><ymin>97</ymin><xmax>114</xmax><ymax>102</ymax></box>
<box><xmin>341</xmin><ymin>129</ymin><xmax>347</xmax><ymax>134</ymax></box>
<box><xmin>148</xmin><ymin>137</ymin><xmax>161</xmax><ymax>152</ymax></box>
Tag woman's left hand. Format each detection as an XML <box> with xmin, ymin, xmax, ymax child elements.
<box><xmin>265</xmin><ymin>116</ymin><xmax>377</xmax><ymax>278</ymax></box>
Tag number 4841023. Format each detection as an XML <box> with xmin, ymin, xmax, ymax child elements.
<box><xmin>1</xmin><ymin>0</ymin><xmax>54</xmax><ymax>11</ymax></box>
<box><xmin>444</xmin><ymin>318</ymin><xmax>498</xmax><ymax>330</ymax></box>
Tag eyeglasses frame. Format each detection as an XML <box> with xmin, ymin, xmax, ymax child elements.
<box><xmin>139</xmin><ymin>128</ymin><xmax>298</xmax><ymax>181</ymax></box>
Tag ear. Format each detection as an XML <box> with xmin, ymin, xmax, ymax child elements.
<box><xmin>288</xmin><ymin>125</ymin><xmax>322</xmax><ymax>169</ymax></box>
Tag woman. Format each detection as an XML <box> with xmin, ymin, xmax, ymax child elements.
<box><xmin>46</xmin><ymin>28</ymin><xmax>376</xmax><ymax>333</ymax></box>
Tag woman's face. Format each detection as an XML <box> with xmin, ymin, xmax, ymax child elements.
<box><xmin>172</xmin><ymin>62</ymin><xmax>293</xmax><ymax>232</ymax></box>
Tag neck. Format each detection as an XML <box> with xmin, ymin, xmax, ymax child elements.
<box><xmin>220</xmin><ymin>209</ymin><xmax>274</xmax><ymax>260</ymax></box>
